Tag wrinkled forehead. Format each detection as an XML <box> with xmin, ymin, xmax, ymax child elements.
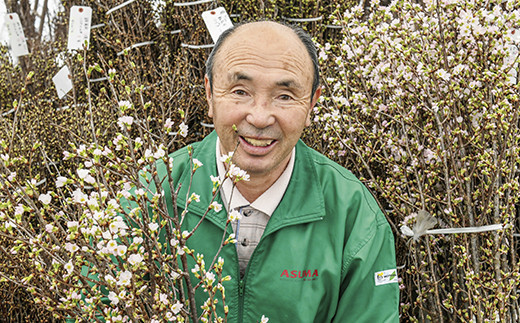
<box><xmin>214</xmin><ymin>22</ymin><xmax>313</xmax><ymax>80</ymax></box>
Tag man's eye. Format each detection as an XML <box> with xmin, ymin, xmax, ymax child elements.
<box><xmin>233</xmin><ymin>89</ymin><xmax>247</xmax><ymax>96</ymax></box>
<box><xmin>279</xmin><ymin>94</ymin><xmax>293</xmax><ymax>101</ymax></box>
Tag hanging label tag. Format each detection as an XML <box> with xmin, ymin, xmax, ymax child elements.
<box><xmin>5</xmin><ymin>13</ymin><xmax>29</xmax><ymax>57</ymax></box>
<box><xmin>52</xmin><ymin>66</ymin><xmax>73</xmax><ymax>99</ymax></box>
<box><xmin>504</xmin><ymin>44</ymin><xmax>519</xmax><ymax>85</ymax></box>
<box><xmin>507</xmin><ymin>67</ymin><xmax>518</xmax><ymax>85</ymax></box>
<box><xmin>202</xmin><ymin>7</ymin><xmax>233</xmax><ymax>43</ymax></box>
<box><xmin>510</xmin><ymin>29</ymin><xmax>520</xmax><ymax>44</ymax></box>
<box><xmin>504</xmin><ymin>44</ymin><xmax>518</xmax><ymax>66</ymax></box>
<box><xmin>67</xmin><ymin>6</ymin><xmax>92</xmax><ymax>50</ymax></box>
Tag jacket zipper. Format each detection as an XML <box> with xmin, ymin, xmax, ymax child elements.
<box><xmin>238</xmin><ymin>278</ymin><xmax>245</xmax><ymax>320</ymax></box>
<box><xmin>236</xmin><ymin>236</ymin><xmax>259</xmax><ymax>322</ymax></box>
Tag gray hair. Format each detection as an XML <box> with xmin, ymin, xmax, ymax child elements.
<box><xmin>205</xmin><ymin>21</ymin><xmax>320</xmax><ymax>98</ymax></box>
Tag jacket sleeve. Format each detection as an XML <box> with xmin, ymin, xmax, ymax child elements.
<box><xmin>333</xmin><ymin>215</ymin><xmax>400</xmax><ymax>322</ymax></box>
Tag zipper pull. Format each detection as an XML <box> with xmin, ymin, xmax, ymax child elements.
<box><xmin>238</xmin><ymin>279</ymin><xmax>244</xmax><ymax>297</ymax></box>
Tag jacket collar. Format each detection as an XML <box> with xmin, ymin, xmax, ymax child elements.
<box><xmin>176</xmin><ymin>131</ymin><xmax>325</xmax><ymax>232</ymax></box>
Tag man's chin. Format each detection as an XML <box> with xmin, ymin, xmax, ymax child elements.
<box><xmin>234</xmin><ymin>156</ymin><xmax>288</xmax><ymax>178</ymax></box>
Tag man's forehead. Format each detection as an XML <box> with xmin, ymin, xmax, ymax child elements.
<box><xmin>217</xmin><ymin>22</ymin><xmax>307</xmax><ymax>60</ymax></box>
<box><xmin>234</xmin><ymin>21</ymin><xmax>293</xmax><ymax>35</ymax></box>
<box><xmin>213</xmin><ymin>22</ymin><xmax>312</xmax><ymax>82</ymax></box>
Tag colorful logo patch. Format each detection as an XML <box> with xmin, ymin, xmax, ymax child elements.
<box><xmin>374</xmin><ymin>269</ymin><xmax>398</xmax><ymax>286</ymax></box>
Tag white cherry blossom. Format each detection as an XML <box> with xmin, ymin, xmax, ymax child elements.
<box><xmin>38</xmin><ymin>193</ymin><xmax>52</xmax><ymax>205</ymax></box>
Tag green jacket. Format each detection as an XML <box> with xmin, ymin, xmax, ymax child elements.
<box><xmin>160</xmin><ymin>131</ymin><xmax>400</xmax><ymax>323</ymax></box>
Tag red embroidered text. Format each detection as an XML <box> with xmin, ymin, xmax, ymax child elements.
<box><xmin>280</xmin><ymin>269</ymin><xmax>319</xmax><ymax>279</ymax></box>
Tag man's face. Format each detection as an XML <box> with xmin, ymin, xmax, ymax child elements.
<box><xmin>205</xmin><ymin>22</ymin><xmax>321</xmax><ymax>178</ymax></box>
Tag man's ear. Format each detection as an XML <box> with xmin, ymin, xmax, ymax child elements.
<box><xmin>305</xmin><ymin>87</ymin><xmax>322</xmax><ymax>127</ymax></box>
<box><xmin>204</xmin><ymin>75</ymin><xmax>214</xmax><ymax>118</ymax></box>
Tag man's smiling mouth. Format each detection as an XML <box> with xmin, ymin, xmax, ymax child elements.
<box><xmin>242</xmin><ymin>136</ymin><xmax>275</xmax><ymax>147</ymax></box>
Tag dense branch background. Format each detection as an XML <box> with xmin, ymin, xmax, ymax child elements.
<box><xmin>1</xmin><ymin>0</ymin><xmax>519</xmax><ymax>321</ymax></box>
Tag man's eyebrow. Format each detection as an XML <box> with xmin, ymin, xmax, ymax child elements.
<box><xmin>276</xmin><ymin>79</ymin><xmax>302</xmax><ymax>89</ymax></box>
<box><xmin>230</xmin><ymin>72</ymin><xmax>252</xmax><ymax>82</ymax></box>
<box><xmin>229</xmin><ymin>73</ymin><xmax>303</xmax><ymax>89</ymax></box>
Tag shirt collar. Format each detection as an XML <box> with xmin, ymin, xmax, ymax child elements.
<box><xmin>216</xmin><ymin>137</ymin><xmax>295</xmax><ymax>217</ymax></box>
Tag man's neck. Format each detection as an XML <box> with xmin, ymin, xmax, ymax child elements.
<box><xmin>234</xmin><ymin>168</ymin><xmax>285</xmax><ymax>203</ymax></box>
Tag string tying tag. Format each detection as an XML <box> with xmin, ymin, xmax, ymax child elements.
<box><xmin>200</xmin><ymin>122</ymin><xmax>214</xmax><ymax>128</ymax></box>
<box><xmin>173</xmin><ymin>0</ymin><xmax>212</xmax><ymax>7</ymax></box>
<box><xmin>181</xmin><ymin>43</ymin><xmax>214</xmax><ymax>49</ymax></box>
<box><xmin>117</xmin><ymin>41</ymin><xmax>155</xmax><ymax>56</ymax></box>
<box><xmin>400</xmin><ymin>210</ymin><xmax>510</xmax><ymax>241</ymax></box>
<box><xmin>106</xmin><ymin>0</ymin><xmax>136</xmax><ymax>15</ymax></box>
<box><xmin>282</xmin><ymin>16</ymin><xmax>323</xmax><ymax>23</ymax></box>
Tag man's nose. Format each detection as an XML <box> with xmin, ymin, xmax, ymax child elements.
<box><xmin>245</xmin><ymin>97</ymin><xmax>276</xmax><ymax>129</ymax></box>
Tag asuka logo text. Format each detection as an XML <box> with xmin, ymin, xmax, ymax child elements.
<box><xmin>280</xmin><ymin>269</ymin><xmax>319</xmax><ymax>281</ymax></box>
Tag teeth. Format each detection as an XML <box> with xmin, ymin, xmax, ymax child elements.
<box><xmin>243</xmin><ymin>137</ymin><xmax>273</xmax><ymax>147</ymax></box>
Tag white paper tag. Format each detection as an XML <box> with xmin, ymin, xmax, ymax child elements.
<box><xmin>202</xmin><ymin>7</ymin><xmax>233</xmax><ymax>43</ymax></box>
<box><xmin>67</xmin><ymin>6</ymin><xmax>92</xmax><ymax>50</ymax></box>
<box><xmin>374</xmin><ymin>269</ymin><xmax>398</xmax><ymax>286</ymax></box>
<box><xmin>52</xmin><ymin>66</ymin><xmax>73</xmax><ymax>99</ymax></box>
<box><xmin>504</xmin><ymin>44</ymin><xmax>519</xmax><ymax>67</ymax></box>
<box><xmin>507</xmin><ymin>67</ymin><xmax>518</xmax><ymax>85</ymax></box>
<box><xmin>510</xmin><ymin>29</ymin><xmax>520</xmax><ymax>43</ymax></box>
<box><xmin>5</xmin><ymin>13</ymin><xmax>29</xmax><ymax>57</ymax></box>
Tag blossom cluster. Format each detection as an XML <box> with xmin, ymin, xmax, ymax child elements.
<box><xmin>220</xmin><ymin>152</ymin><xmax>250</xmax><ymax>183</ymax></box>
<box><xmin>0</xmin><ymin>94</ymin><xmax>232</xmax><ymax>322</ymax></box>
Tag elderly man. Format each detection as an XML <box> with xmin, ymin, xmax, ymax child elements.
<box><xmin>166</xmin><ymin>21</ymin><xmax>399</xmax><ymax>322</ymax></box>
